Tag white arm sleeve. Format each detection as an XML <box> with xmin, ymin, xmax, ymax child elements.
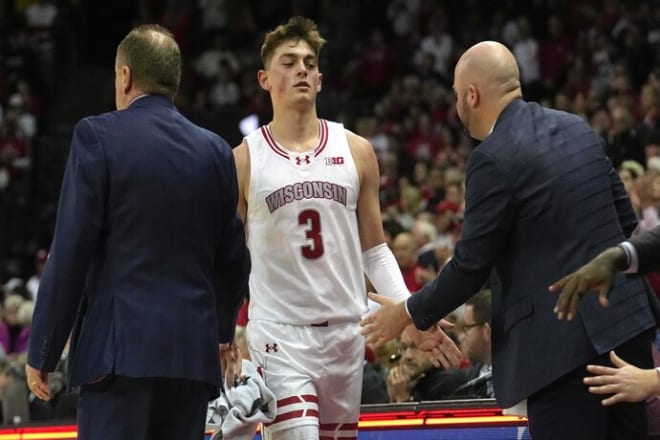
<box><xmin>362</xmin><ymin>243</ymin><xmax>410</xmax><ymax>302</ymax></box>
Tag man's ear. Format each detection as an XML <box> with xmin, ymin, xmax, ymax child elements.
<box><xmin>483</xmin><ymin>322</ymin><xmax>491</xmax><ymax>338</ymax></box>
<box><xmin>467</xmin><ymin>84</ymin><xmax>479</xmax><ymax>109</ymax></box>
<box><xmin>317</xmin><ymin>72</ymin><xmax>323</xmax><ymax>93</ymax></box>
<box><xmin>121</xmin><ymin>65</ymin><xmax>132</xmax><ymax>95</ymax></box>
<box><xmin>257</xmin><ymin>70</ymin><xmax>270</xmax><ymax>91</ymax></box>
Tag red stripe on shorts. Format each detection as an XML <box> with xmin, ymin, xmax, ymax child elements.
<box><xmin>340</xmin><ymin>422</ymin><xmax>359</xmax><ymax>430</ymax></box>
<box><xmin>265</xmin><ymin>409</ymin><xmax>305</xmax><ymax>426</ymax></box>
<box><xmin>320</xmin><ymin>422</ymin><xmax>358</xmax><ymax>430</ymax></box>
<box><xmin>277</xmin><ymin>394</ymin><xmax>318</xmax><ymax>408</ymax></box>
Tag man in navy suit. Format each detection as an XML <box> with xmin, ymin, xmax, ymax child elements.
<box><xmin>24</xmin><ymin>24</ymin><xmax>250</xmax><ymax>440</ymax></box>
<box><xmin>362</xmin><ymin>41</ymin><xmax>659</xmax><ymax>439</ymax></box>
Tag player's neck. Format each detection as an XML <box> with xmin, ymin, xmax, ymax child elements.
<box><xmin>269</xmin><ymin>110</ymin><xmax>320</xmax><ymax>153</ymax></box>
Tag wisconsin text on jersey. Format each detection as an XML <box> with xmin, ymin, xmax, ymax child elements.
<box><xmin>265</xmin><ymin>181</ymin><xmax>348</xmax><ymax>213</ymax></box>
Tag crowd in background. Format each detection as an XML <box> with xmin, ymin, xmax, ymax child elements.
<box><xmin>1</xmin><ymin>0</ymin><xmax>660</xmax><ymax>425</ymax></box>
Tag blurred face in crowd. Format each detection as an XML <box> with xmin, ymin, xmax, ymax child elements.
<box><xmin>646</xmin><ymin>141</ymin><xmax>660</xmax><ymax>161</ymax></box>
<box><xmin>652</xmin><ymin>175</ymin><xmax>660</xmax><ymax>201</ymax></box>
<box><xmin>392</xmin><ymin>232</ymin><xmax>417</xmax><ymax>270</ymax></box>
<box><xmin>459</xmin><ymin>304</ymin><xmax>491</xmax><ymax>365</ymax></box>
<box><xmin>395</xmin><ymin>332</ymin><xmax>429</xmax><ymax>377</ymax></box>
<box><xmin>618</xmin><ymin>168</ymin><xmax>634</xmax><ymax>194</ymax></box>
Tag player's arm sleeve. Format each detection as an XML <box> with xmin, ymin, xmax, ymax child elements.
<box><xmin>363</xmin><ymin>243</ymin><xmax>410</xmax><ymax>301</ymax></box>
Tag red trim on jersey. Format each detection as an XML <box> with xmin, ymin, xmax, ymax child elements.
<box><xmin>261</xmin><ymin>125</ymin><xmax>289</xmax><ymax>159</ymax></box>
<box><xmin>262</xmin><ymin>120</ymin><xmax>328</xmax><ymax>160</ymax></box>
<box><xmin>313</xmin><ymin>119</ymin><xmax>329</xmax><ymax>157</ymax></box>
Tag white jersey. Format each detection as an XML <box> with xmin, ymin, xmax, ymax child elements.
<box><xmin>245</xmin><ymin>119</ymin><xmax>367</xmax><ymax>325</ymax></box>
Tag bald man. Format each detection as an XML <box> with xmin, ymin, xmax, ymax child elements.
<box><xmin>362</xmin><ymin>41</ymin><xmax>659</xmax><ymax>439</ymax></box>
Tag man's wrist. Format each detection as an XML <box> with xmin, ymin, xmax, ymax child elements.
<box><xmin>403</xmin><ymin>297</ymin><xmax>412</xmax><ymax>319</ymax></box>
<box><xmin>618</xmin><ymin>241</ymin><xmax>639</xmax><ymax>273</ymax></box>
<box><xmin>614</xmin><ymin>244</ymin><xmax>631</xmax><ymax>271</ymax></box>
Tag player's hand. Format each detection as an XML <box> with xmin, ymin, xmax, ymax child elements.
<box><xmin>549</xmin><ymin>246</ymin><xmax>624</xmax><ymax>320</ymax></box>
<box><xmin>405</xmin><ymin>324</ymin><xmax>462</xmax><ymax>369</ymax></box>
<box><xmin>360</xmin><ymin>293</ymin><xmax>412</xmax><ymax>346</ymax></box>
<box><xmin>220</xmin><ymin>342</ymin><xmax>242</xmax><ymax>388</ymax></box>
<box><xmin>25</xmin><ymin>364</ymin><xmax>51</xmax><ymax>401</ymax></box>
<box><xmin>584</xmin><ymin>350</ymin><xmax>660</xmax><ymax>405</ymax></box>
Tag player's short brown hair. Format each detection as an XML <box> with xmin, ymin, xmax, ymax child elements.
<box><xmin>260</xmin><ymin>16</ymin><xmax>326</xmax><ymax>68</ymax></box>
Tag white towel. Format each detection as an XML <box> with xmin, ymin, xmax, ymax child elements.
<box><xmin>207</xmin><ymin>359</ymin><xmax>276</xmax><ymax>440</ymax></box>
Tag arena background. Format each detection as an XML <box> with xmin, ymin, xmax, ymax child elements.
<box><xmin>0</xmin><ymin>0</ymin><xmax>658</xmax><ymax>437</ymax></box>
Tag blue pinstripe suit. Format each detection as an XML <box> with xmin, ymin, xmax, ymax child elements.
<box><xmin>408</xmin><ymin>99</ymin><xmax>658</xmax><ymax>437</ymax></box>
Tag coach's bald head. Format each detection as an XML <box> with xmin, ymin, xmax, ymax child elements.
<box><xmin>453</xmin><ymin>41</ymin><xmax>522</xmax><ymax>140</ymax></box>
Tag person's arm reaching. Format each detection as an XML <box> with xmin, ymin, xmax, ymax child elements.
<box><xmin>549</xmin><ymin>245</ymin><xmax>629</xmax><ymax>320</ymax></box>
<box><xmin>348</xmin><ymin>130</ymin><xmax>461</xmax><ymax>368</ymax></box>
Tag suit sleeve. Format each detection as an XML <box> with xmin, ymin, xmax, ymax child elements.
<box><xmin>407</xmin><ymin>149</ymin><xmax>515</xmax><ymax>330</ymax></box>
<box><xmin>27</xmin><ymin>118</ymin><xmax>108</xmax><ymax>371</ymax></box>
<box><xmin>629</xmin><ymin>225</ymin><xmax>660</xmax><ymax>275</ymax></box>
<box><xmin>214</xmin><ymin>140</ymin><xmax>250</xmax><ymax>344</ymax></box>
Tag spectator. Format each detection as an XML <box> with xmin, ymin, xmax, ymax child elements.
<box><xmin>0</xmin><ymin>295</ymin><xmax>28</xmax><ymax>357</ymax></box>
<box><xmin>392</xmin><ymin>232</ymin><xmax>425</xmax><ymax>292</ymax></box>
<box><xmin>386</xmin><ymin>331</ymin><xmax>465</xmax><ymax>402</ymax></box>
<box><xmin>456</xmin><ymin>290</ymin><xmax>494</xmax><ymax>398</ymax></box>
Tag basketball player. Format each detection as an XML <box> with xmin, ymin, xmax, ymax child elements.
<box><xmin>233</xmin><ymin>16</ymin><xmax>460</xmax><ymax>440</ymax></box>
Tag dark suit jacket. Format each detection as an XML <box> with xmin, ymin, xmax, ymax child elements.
<box><xmin>27</xmin><ymin>95</ymin><xmax>250</xmax><ymax>390</ymax></box>
<box><xmin>407</xmin><ymin>99</ymin><xmax>659</xmax><ymax>408</ymax></box>
<box><xmin>630</xmin><ymin>225</ymin><xmax>660</xmax><ymax>274</ymax></box>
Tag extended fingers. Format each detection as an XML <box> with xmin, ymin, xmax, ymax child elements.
<box><xmin>585</xmin><ymin>364</ymin><xmax>618</xmax><ymax>377</ymax></box>
<box><xmin>586</xmin><ymin>382</ymin><xmax>622</xmax><ymax>397</ymax></box>
<box><xmin>553</xmin><ymin>275</ymin><xmax>578</xmax><ymax>320</ymax></box>
<box><xmin>437</xmin><ymin>319</ymin><xmax>455</xmax><ymax>330</ymax></box>
<box><xmin>431</xmin><ymin>346</ymin><xmax>452</xmax><ymax>369</ymax></box>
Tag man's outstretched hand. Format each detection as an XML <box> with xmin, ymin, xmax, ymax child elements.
<box><xmin>549</xmin><ymin>246</ymin><xmax>626</xmax><ymax>320</ymax></box>
<box><xmin>361</xmin><ymin>293</ymin><xmax>462</xmax><ymax>369</ymax></box>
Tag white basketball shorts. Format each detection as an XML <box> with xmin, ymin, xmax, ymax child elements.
<box><xmin>246</xmin><ymin>320</ymin><xmax>364</xmax><ymax>439</ymax></box>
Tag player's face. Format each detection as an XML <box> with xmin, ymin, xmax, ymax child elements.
<box><xmin>261</xmin><ymin>40</ymin><xmax>322</xmax><ymax>108</ymax></box>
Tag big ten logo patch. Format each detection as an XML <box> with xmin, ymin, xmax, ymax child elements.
<box><xmin>325</xmin><ymin>156</ymin><xmax>344</xmax><ymax>165</ymax></box>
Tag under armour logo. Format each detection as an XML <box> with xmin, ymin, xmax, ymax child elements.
<box><xmin>295</xmin><ymin>155</ymin><xmax>311</xmax><ymax>165</ymax></box>
<box><xmin>265</xmin><ymin>343</ymin><xmax>278</xmax><ymax>353</ymax></box>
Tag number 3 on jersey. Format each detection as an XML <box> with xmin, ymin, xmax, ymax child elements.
<box><xmin>299</xmin><ymin>209</ymin><xmax>324</xmax><ymax>259</ymax></box>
